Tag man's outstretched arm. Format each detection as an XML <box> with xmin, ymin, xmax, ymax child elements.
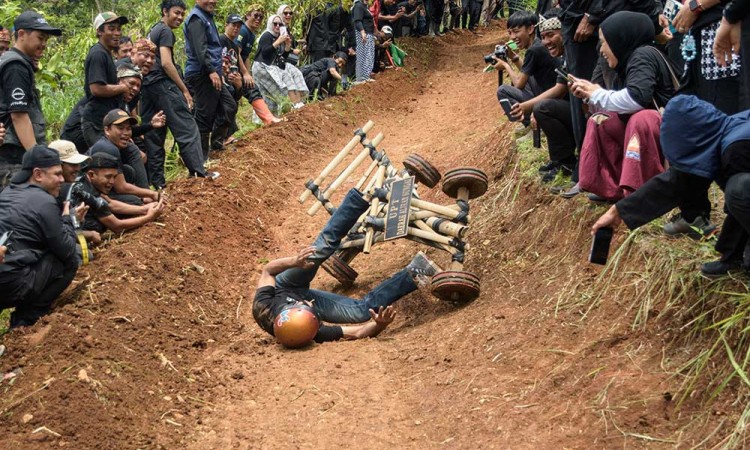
<box><xmin>339</xmin><ymin>306</ymin><xmax>396</xmax><ymax>340</ymax></box>
<box><xmin>257</xmin><ymin>246</ymin><xmax>316</xmax><ymax>288</ymax></box>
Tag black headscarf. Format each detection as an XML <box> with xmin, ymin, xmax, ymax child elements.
<box><xmin>600</xmin><ymin>11</ymin><xmax>656</xmax><ymax>77</ymax></box>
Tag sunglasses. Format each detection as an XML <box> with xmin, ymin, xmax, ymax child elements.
<box><xmin>272</xmin><ymin>22</ymin><xmax>282</xmax><ymax>26</ymax></box>
<box><xmin>252</xmin><ymin>13</ymin><xmax>264</xmax><ymax>19</ymax></box>
<box><xmin>283</xmin><ymin>11</ymin><xmax>294</xmax><ymax>15</ymax></box>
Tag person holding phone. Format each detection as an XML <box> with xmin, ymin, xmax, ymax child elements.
<box><xmin>494</xmin><ymin>10</ymin><xmax>561</xmax><ymax>129</ymax></box>
<box><xmin>251</xmin><ymin>15</ymin><xmax>309</xmax><ymax>112</ymax></box>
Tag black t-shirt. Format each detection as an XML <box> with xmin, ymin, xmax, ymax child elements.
<box><xmin>304</xmin><ymin>58</ymin><xmax>337</xmax><ymax>76</ymax></box>
<box><xmin>381</xmin><ymin>1</ymin><xmax>400</xmax><ymax>26</ymax></box>
<box><xmin>146</xmin><ymin>22</ymin><xmax>178</xmax><ymax>86</ymax></box>
<box><xmin>521</xmin><ymin>39</ymin><xmax>560</xmax><ymax>94</ymax></box>
<box><xmin>83</xmin><ymin>43</ymin><xmax>121</xmax><ymax>124</ymax></box>
<box><xmin>219</xmin><ymin>34</ymin><xmax>241</xmax><ymax>66</ymax></box>
<box><xmin>0</xmin><ymin>50</ymin><xmax>33</xmax><ymax>116</ymax></box>
<box><xmin>252</xmin><ymin>286</ymin><xmax>344</xmax><ymax>343</ymax></box>
<box><xmin>87</xmin><ymin>137</ymin><xmax>123</xmax><ymax>172</ymax></box>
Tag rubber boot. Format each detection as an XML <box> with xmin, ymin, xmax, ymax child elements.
<box><xmin>252</xmin><ymin>99</ymin><xmax>281</xmax><ymax>125</ymax></box>
<box><xmin>200</xmin><ymin>132</ymin><xmax>210</xmax><ymax>162</ymax></box>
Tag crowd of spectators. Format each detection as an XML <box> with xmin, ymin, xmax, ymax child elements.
<box><xmin>490</xmin><ymin>1</ymin><xmax>750</xmax><ymax>278</ymax></box>
<box><xmin>0</xmin><ymin>0</ymin><xmax>511</xmax><ymax>329</ymax></box>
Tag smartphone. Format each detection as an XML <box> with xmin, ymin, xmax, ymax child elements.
<box><xmin>280</xmin><ymin>26</ymin><xmax>288</xmax><ymax>36</ymax></box>
<box><xmin>589</xmin><ymin>227</ymin><xmax>613</xmax><ymax>265</ymax></box>
<box><xmin>0</xmin><ymin>230</ymin><xmax>12</xmax><ymax>247</ymax></box>
<box><xmin>555</xmin><ymin>67</ymin><xmax>572</xmax><ymax>83</ymax></box>
<box><xmin>499</xmin><ymin>99</ymin><xmax>519</xmax><ymax>122</ymax></box>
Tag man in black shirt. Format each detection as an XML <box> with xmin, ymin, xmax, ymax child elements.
<box><xmin>0</xmin><ymin>11</ymin><xmax>62</xmax><ymax>188</ymax></box>
<box><xmin>81</xmin><ymin>12</ymin><xmax>130</xmax><ymax>148</ymax></box>
<box><xmin>300</xmin><ymin>52</ymin><xmax>348</xmax><ymax>98</ymax></box>
<box><xmin>494</xmin><ymin>10</ymin><xmax>560</xmax><ymax>126</ymax></box>
<box><xmin>253</xmin><ymin>188</ymin><xmax>441</xmax><ymax>346</ymax></box>
<box><xmin>380</xmin><ymin>0</ymin><xmax>406</xmax><ymax>37</ymax></box>
<box><xmin>60</xmin><ymin>98</ymin><xmax>89</xmax><ymax>153</ymax></box>
<box><xmin>75</xmin><ymin>153</ymin><xmax>165</xmax><ymax>234</ymax></box>
<box><xmin>0</xmin><ymin>145</ymin><xmax>81</xmax><ymax>328</ymax></box>
<box><xmin>237</xmin><ymin>4</ymin><xmax>264</xmax><ymax>64</ymax></box>
<box><xmin>87</xmin><ymin>109</ymin><xmax>159</xmax><ymax>205</ymax></box>
<box><xmin>142</xmin><ymin>0</ymin><xmax>214</xmax><ymax>189</ymax></box>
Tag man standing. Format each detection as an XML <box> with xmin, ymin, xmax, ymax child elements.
<box><xmin>0</xmin><ymin>11</ymin><xmax>62</xmax><ymax>188</ymax></box>
<box><xmin>237</xmin><ymin>4</ymin><xmax>264</xmax><ymax>65</ymax></box>
<box><xmin>81</xmin><ymin>12</ymin><xmax>129</xmax><ymax>148</ymax></box>
<box><xmin>0</xmin><ymin>145</ymin><xmax>81</xmax><ymax>328</ymax></box>
<box><xmin>142</xmin><ymin>0</ymin><xmax>215</xmax><ymax>189</ymax></box>
<box><xmin>184</xmin><ymin>0</ymin><xmax>235</xmax><ymax>162</ymax></box>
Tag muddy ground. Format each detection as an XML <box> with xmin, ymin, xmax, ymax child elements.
<box><xmin>0</xmin><ymin>23</ymin><xmax>744</xmax><ymax>449</ymax></box>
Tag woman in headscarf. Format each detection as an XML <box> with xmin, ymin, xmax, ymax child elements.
<box><xmin>351</xmin><ymin>0</ymin><xmax>376</xmax><ymax>82</ymax></box>
<box><xmin>592</xmin><ymin>94</ymin><xmax>750</xmax><ymax>277</ymax></box>
<box><xmin>570</xmin><ymin>11</ymin><xmax>679</xmax><ymax>202</ymax></box>
<box><xmin>277</xmin><ymin>4</ymin><xmax>302</xmax><ymax>60</ymax></box>
<box><xmin>252</xmin><ymin>14</ymin><xmax>309</xmax><ymax>112</ymax></box>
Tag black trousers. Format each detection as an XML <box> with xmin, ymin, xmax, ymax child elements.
<box><xmin>533</xmin><ymin>98</ymin><xmax>576</xmax><ymax>164</ymax></box>
<box><xmin>0</xmin><ymin>253</ymin><xmax>78</xmax><ymax>327</ymax></box>
<box><xmin>468</xmin><ymin>1</ymin><xmax>482</xmax><ymax>29</ymax></box>
<box><xmin>0</xmin><ymin>144</ymin><xmax>25</xmax><ymax>190</ymax></box>
<box><xmin>81</xmin><ymin>119</ymin><xmax>105</xmax><ymax>149</ymax></box>
<box><xmin>141</xmin><ymin>79</ymin><xmax>207</xmax><ymax>188</ymax></box>
<box><xmin>184</xmin><ymin>73</ymin><xmax>235</xmax><ymax>134</ymax></box>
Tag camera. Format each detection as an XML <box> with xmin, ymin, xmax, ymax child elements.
<box><xmin>69</xmin><ymin>182</ymin><xmax>109</xmax><ymax>215</ymax></box>
<box><xmin>229</xmin><ymin>65</ymin><xmax>239</xmax><ymax>74</ymax></box>
<box><xmin>484</xmin><ymin>44</ymin><xmax>508</xmax><ymax>64</ymax></box>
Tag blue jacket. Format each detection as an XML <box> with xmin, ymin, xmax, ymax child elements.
<box><xmin>184</xmin><ymin>6</ymin><xmax>223</xmax><ymax>77</ymax></box>
<box><xmin>661</xmin><ymin>95</ymin><xmax>750</xmax><ymax>180</ymax></box>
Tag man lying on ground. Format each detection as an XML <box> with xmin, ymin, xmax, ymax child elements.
<box><xmin>253</xmin><ymin>188</ymin><xmax>440</xmax><ymax>347</ymax></box>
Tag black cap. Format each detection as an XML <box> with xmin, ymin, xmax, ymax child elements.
<box><xmin>89</xmin><ymin>152</ymin><xmax>120</xmax><ymax>170</ymax></box>
<box><xmin>226</xmin><ymin>13</ymin><xmax>243</xmax><ymax>24</ymax></box>
<box><xmin>14</xmin><ymin>11</ymin><xmax>62</xmax><ymax>36</ymax></box>
<box><xmin>10</xmin><ymin>145</ymin><xmax>62</xmax><ymax>184</ymax></box>
<box><xmin>103</xmin><ymin>109</ymin><xmax>138</xmax><ymax>127</ymax></box>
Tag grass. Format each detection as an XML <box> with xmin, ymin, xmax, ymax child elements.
<box><xmin>496</xmin><ymin>120</ymin><xmax>750</xmax><ymax>447</ymax></box>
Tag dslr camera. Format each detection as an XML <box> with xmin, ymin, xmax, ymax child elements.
<box><xmin>484</xmin><ymin>44</ymin><xmax>508</xmax><ymax>63</ymax></box>
<box><xmin>68</xmin><ymin>180</ymin><xmax>109</xmax><ymax>215</ymax></box>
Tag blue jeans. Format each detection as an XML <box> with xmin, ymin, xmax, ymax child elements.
<box><xmin>276</xmin><ymin>188</ymin><xmax>418</xmax><ymax>324</ymax></box>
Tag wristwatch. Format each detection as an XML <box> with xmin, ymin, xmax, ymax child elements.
<box><xmin>688</xmin><ymin>0</ymin><xmax>703</xmax><ymax>13</ymax></box>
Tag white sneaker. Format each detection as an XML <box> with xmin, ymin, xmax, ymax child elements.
<box><xmin>293</xmin><ymin>102</ymin><xmax>305</xmax><ymax>109</ymax></box>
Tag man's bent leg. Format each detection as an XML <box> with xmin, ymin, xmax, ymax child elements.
<box><xmin>275</xmin><ymin>188</ymin><xmax>371</xmax><ymax>289</ymax></box>
<box><xmin>309</xmin><ymin>269</ymin><xmax>417</xmax><ymax>323</ymax></box>
<box><xmin>10</xmin><ymin>254</ymin><xmax>77</xmax><ymax>327</ymax></box>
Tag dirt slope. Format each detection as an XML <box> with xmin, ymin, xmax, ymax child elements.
<box><xmin>0</xmin><ymin>24</ymin><xmax>738</xmax><ymax>449</ymax></box>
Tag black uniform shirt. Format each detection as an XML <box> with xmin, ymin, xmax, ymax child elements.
<box><xmin>87</xmin><ymin>137</ymin><xmax>124</xmax><ymax>172</ymax></box>
<box><xmin>253</xmin><ymin>286</ymin><xmax>344</xmax><ymax>343</ymax></box>
<box><xmin>521</xmin><ymin>39</ymin><xmax>561</xmax><ymax>93</ymax></box>
<box><xmin>0</xmin><ymin>49</ymin><xmax>34</xmax><ymax>115</ymax></box>
<box><xmin>83</xmin><ymin>43</ymin><xmax>121</xmax><ymax>124</ymax></box>
<box><xmin>0</xmin><ymin>183</ymin><xmax>78</xmax><ymax>273</ymax></box>
<box><xmin>146</xmin><ymin>22</ymin><xmax>178</xmax><ymax>85</ymax></box>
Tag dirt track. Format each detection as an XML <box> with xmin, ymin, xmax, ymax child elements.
<box><xmin>0</xmin><ymin>23</ymin><xmax>737</xmax><ymax>449</ymax></box>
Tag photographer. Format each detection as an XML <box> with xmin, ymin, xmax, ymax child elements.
<box><xmin>494</xmin><ymin>11</ymin><xmax>560</xmax><ymax>127</ymax></box>
<box><xmin>0</xmin><ymin>145</ymin><xmax>83</xmax><ymax>328</ymax></box>
<box><xmin>396</xmin><ymin>0</ymin><xmax>421</xmax><ymax>36</ymax></box>
<box><xmin>48</xmin><ymin>140</ymin><xmax>104</xmax><ymax>246</ymax></box>
<box><xmin>301</xmin><ymin>52</ymin><xmax>349</xmax><ymax>98</ymax></box>
<box><xmin>379</xmin><ymin>0</ymin><xmax>406</xmax><ymax>37</ymax></box>
<box><xmin>74</xmin><ymin>153</ymin><xmax>165</xmax><ymax>234</ymax></box>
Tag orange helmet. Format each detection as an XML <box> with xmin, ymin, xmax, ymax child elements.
<box><xmin>273</xmin><ymin>305</ymin><xmax>320</xmax><ymax>348</ymax></box>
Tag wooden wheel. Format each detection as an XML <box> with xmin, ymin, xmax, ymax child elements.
<box><xmin>441</xmin><ymin>168</ymin><xmax>488</xmax><ymax>199</ymax></box>
<box><xmin>322</xmin><ymin>253</ymin><xmax>359</xmax><ymax>286</ymax></box>
<box><xmin>431</xmin><ymin>270</ymin><xmax>480</xmax><ymax>303</ymax></box>
<box><xmin>404</xmin><ymin>154</ymin><xmax>441</xmax><ymax>188</ymax></box>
